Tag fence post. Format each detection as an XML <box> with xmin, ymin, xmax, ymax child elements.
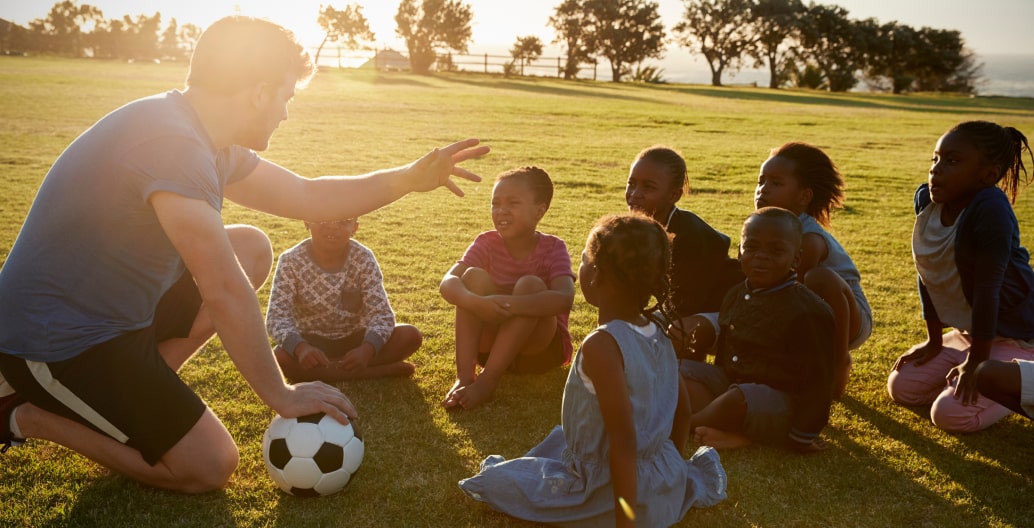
<box><xmin>557</xmin><ymin>56</ymin><xmax>561</xmax><ymax>78</ymax></box>
<box><xmin>520</xmin><ymin>60</ymin><xmax>524</xmax><ymax>76</ymax></box>
<box><xmin>337</xmin><ymin>46</ymin><xmax>342</xmax><ymax>69</ymax></box>
<box><xmin>484</xmin><ymin>53</ymin><xmax>488</xmax><ymax>73</ymax></box>
<box><xmin>593</xmin><ymin>61</ymin><xmax>597</xmax><ymax>81</ymax></box>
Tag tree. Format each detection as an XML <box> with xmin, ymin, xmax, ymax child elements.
<box><xmin>32</xmin><ymin>0</ymin><xmax>104</xmax><ymax>56</ymax></box>
<box><xmin>912</xmin><ymin>28</ymin><xmax>981</xmax><ymax>94</ymax></box>
<box><xmin>585</xmin><ymin>0</ymin><xmax>666</xmax><ymax>82</ymax></box>
<box><xmin>674</xmin><ymin>0</ymin><xmax>757</xmax><ymax>87</ymax></box>
<box><xmin>157</xmin><ymin>18</ymin><xmax>181</xmax><ymax>60</ymax></box>
<box><xmin>749</xmin><ymin>0</ymin><xmax>803</xmax><ymax>89</ymax></box>
<box><xmin>395</xmin><ymin>0</ymin><xmax>473</xmax><ymax>74</ymax></box>
<box><xmin>178</xmin><ymin>22</ymin><xmax>202</xmax><ymax>57</ymax></box>
<box><xmin>509</xmin><ymin>35</ymin><xmax>543</xmax><ymax>76</ymax></box>
<box><xmin>548</xmin><ymin>0</ymin><xmax>594</xmax><ymax>80</ymax></box>
<box><xmin>315</xmin><ymin>4</ymin><xmax>375</xmax><ymax>66</ymax></box>
<box><xmin>793</xmin><ymin>3</ymin><xmax>865</xmax><ymax>92</ymax></box>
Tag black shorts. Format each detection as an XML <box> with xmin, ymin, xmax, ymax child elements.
<box><xmin>0</xmin><ymin>271</ymin><xmax>207</xmax><ymax>465</ymax></box>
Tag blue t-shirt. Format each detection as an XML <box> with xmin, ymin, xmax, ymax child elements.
<box><xmin>0</xmin><ymin>90</ymin><xmax>259</xmax><ymax>361</ymax></box>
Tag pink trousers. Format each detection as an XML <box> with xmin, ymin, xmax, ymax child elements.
<box><xmin>887</xmin><ymin>330</ymin><xmax>1034</xmax><ymax>432</ymax></box>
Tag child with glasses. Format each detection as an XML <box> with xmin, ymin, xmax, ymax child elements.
<box><xmin>266</xmin><ymin>218</ymin><xmax>421</xmax><ymax>383</ymax></box>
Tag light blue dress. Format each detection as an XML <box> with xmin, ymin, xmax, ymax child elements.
<box><xmin>458</xmin><ymin>320</ymin><xmax>727</xmax><ymax>527</ymax></box>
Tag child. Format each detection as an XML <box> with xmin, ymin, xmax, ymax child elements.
<box><xmin>888</xmin><ymin>121</ymin><xmax>1034</xmax><ymax>433</ymax></box>
<box><xmin>754</xmin><ymin>142</ymin><xmax>872</xmax><ymax>398</ymax></box>
<box><xmin>459</xmin><ymin>213</ymin><xmax>727</xmax><ymax>527</ymax></box>
<box><xmin>266</xmin><ymin>218</ymin><xmax>422</xmax><ymax>383</ymax></box>
<box><xmin>682</xmin><ymin>207</ymin><xmax>835</xmax><ymax>452</ymax></box>
<box><xmin>440</xmin><ymin>166</ymin><xmax>576</xmax><ymax>409</ymax></box>
<box><xmin>625</xmin><ymin>146</ymin><xmax>743</xmax><ymax>358</ymax></box>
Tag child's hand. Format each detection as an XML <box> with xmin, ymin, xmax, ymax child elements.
<box><xmin>337</xmin><ymin>343</ymin><xmax>375</xmax><ymax>373</ymax></box>
<box><xmin>477</xmin><ymin>296</ymin><xmax>512</xmax><ymax>324</ymax></box>
<box><xmin>295</xmin><ymin>342</ymin><xmax>332</xmax><ymax>369</ymax></box>
<box><xmin>892</xmin><ymin>341</ymin><xmax>942</xmax><ymax>371</ymax></box>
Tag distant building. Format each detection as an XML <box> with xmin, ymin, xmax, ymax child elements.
<box><xmin>364</xmin><ymin>49</ymin><xmax>410</xmax><ymax>72</ymax></box>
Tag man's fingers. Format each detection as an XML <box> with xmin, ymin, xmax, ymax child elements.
<box><xmin>451</xmin><ymin>144</ymin><xmax>491</xmax><ymax>164</ymax></box>
<box><xmin>440</xmin><ymin>138</ymin><xmax>481</xmax><ymax>156</ymax></box>
<box><xmin>451</xmin><ymin>166</ymin><xmax>482</xmax><ymax>183</ymax></box>
<box><xmin>444</xmin><ymin>179</ymin><xmax>464</xmax><ymax>197</ymax></box>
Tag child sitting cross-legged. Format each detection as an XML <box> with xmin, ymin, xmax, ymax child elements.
<box><xmin>266</xmin><ymin>217</ymin><xmax>421</xmax><ymax>383</ymax></box>
<box><xmin>440</xmin><ymin>166</ymin><xmax>576</xmax><ymax>409</ymax></box>
<box><xmin>681</xmin><ymin>207</ymin><xmax>836</xmax><ymax>452</ymax></box>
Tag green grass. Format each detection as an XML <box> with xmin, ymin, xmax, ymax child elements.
<box><xmin>2</xmin><ymin>56</ymin><xmax>1034</xmax><ymax>527</ymax></box>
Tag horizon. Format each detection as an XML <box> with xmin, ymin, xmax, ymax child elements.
<box><xmin>2</xmin><ymin>0</ymin><xmax>1032</xmax><ymax>57</ymax></box>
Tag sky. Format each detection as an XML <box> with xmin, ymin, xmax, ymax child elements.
<box><xmin>1</xmin><ymin>0</ymin><xmax>1031</xmax><ymax>57</ymax></box>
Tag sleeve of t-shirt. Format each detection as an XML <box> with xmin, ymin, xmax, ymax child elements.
<box><xmin>458</xmin><ymin>232</ymin><xmax>491</xmax><ymax>269</ymax></box>
<box><xmin>125</xmin><ymin>136</ymin><xmax>258</xmax><ymax>210</ymax></box>
<box><xmin>547</xmin><ymin>237</ymin><xmax>575</xmax><ymax>282</ymax></box>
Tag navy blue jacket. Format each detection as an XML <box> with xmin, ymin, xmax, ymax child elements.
<box><xmin>914</xmin><ymin>184</ymin><xmax>1034</xmax><ymax>340</ymax></box>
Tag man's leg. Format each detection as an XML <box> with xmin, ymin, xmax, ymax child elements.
<box><xmin>160</xmin><ymin>224</ymin><xmax>272</xmax><ymax>371</ymax></box>
<box><xmin>12</xmin><ymin>402</ymin><xmax>237</xmax><ymax>493</ymax></box>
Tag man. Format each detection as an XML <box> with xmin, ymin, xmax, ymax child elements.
<box><xmin>0</xmin><ymin>16</ymin><xmax>488</xmax><ymax>493</ymax></box>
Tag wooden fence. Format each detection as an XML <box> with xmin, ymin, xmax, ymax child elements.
<box><xmin>312</xmin><ymin>47</ymin><xmax>599</xmax><ymax>80</ymax></box>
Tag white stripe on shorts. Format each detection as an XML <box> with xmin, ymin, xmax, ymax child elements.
<box><xmin>27</xmin><ymin>360</ymin><xmax>129</xmax><ymax>443</ymax></box>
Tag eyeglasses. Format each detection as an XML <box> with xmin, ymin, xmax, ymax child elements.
<box><xmin>311</xmin><ymin>219</ymin><xmax>355</xmax><ymax>229</ymax></box>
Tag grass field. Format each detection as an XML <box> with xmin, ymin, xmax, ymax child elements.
<box><xmin>2</xmin><ymin>56</ymin><xmax>1034</xmax><ymax>527</ymax></box>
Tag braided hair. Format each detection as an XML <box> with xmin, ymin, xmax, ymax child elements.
<box><xmin>948</xmin><ymin>121</ymin><xmax>1033</xmax><ymax>203</ymax></box>
<box><xmin>585</xmin><ymin>212</ymin><xmax>678</xmax><ymax>331</ymax></box>
<box><xmin>635</xmin><ymin>145</ymin><xmax>689</xmax><ymax>195</ymax></box>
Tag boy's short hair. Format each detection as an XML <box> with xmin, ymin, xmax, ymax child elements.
<box><xmin>496</xmin><ymin>166</ymin><xmax>554</xmax><ymax>208</ymax></box>
<box><xmin>186</xmin><ymin>16</ymin><xmax>316</xmax><ymax>96</ymax></box>
<box><xmin>746</xmin><ymin>207</ymin><xmax>803</xmax><ymax>246</ymax></box>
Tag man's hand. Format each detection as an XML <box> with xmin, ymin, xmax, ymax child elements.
<box><xmin>403</xmin><ymin>138</ymin><xmax>489</xmax><ymax>197</ymax></box>
<box><xmin>273</xmin><ymin>381</ymin><xmax>358</xmax><ymax>425</ymax></box>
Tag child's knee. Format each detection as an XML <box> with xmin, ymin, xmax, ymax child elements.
<box><xmin>460</xmin><ymin>267</ymin><xmax>493</xmax><ymax>293</ymax></box>
<box><xmin>396</xmin><ymin>325</ymin><xmax>423</xmax><ymax>349</ymax></box>
<box><xmin>803</xmin><ymin>268</ymin><xmax>850</xmax><ymax>307</ymax></box>
<box><xmin>512</xmin><ymin>274</ymin><xmax>547</xmax><ymax>294</ymax></box>
<box><xmin>886</xmin><ymin>368</ymin><xmax>934</xmax><ymax>406</ymax></box>
<box><xmin>930</xmin><ymin>397</ymin><xmax>983</xmax><ymax>433</ymax></box>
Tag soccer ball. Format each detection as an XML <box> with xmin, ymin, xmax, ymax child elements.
<box><xmin>262</xmin><ymin>412</ymin><xmax>364</xmax><ymax>497</ymax></box>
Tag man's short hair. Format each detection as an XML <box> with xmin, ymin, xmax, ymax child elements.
<box><xmin>186</xmin><ymin>16</ymin><xmax>316</xmax><ymax>96</ymax></box>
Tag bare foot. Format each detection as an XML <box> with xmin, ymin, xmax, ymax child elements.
<box><xmin>443</xmin><ymin>379</ymin><xmax>472</xmax><ymax>408</ymax></box>
<box><xmin>694</xmin><ymin>426</ymin><xmax>752</xmax><ymax>450</ymax></box>
<box><xmin>455</xmin><ymin>379</ymin><xmax>496</xmax><ymax>409</ymax></box>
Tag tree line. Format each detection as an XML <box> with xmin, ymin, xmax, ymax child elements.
<box><xmin>1</xmin><ymin>0</ymin><xmax>981</xmax><ymax>94</ymax></box>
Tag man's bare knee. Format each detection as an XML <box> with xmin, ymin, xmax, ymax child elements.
<box><xmin>226</xmin><ymin>224</ymin><xmax>273</xmax><ymax>289</ymax></box>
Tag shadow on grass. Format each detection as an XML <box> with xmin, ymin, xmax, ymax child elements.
<box><xmin>66</xmin><ymin>478</ymin><xmax>235</xmax><ymax>527</ymax></box>
<box><xmin>838</xmin><ymin>395</ymin><xmax>1033</xmax><ymax>528</ymax></box>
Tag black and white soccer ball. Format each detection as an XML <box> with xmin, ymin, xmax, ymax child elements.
<box><xmin>262</xmin><ymin>412</ymin><xmax>364</xmax><ymax>496</ymax></box>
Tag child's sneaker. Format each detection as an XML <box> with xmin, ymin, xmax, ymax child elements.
<box><xmin>0</xmin><ymin>393</ymin><xmax>26</xmax><ymax>453</ymax></box>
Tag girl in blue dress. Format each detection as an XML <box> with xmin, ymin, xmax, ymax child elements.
<box><xmin>459</xmin><ymin>213</ymin><xmax>727</xmax><ymax>527</ymax></box>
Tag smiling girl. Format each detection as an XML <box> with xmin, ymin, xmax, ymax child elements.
<box><xmin>440</xmin><ymin>167</ymin><xmax>576</xmax><ymax>409</ymax></box>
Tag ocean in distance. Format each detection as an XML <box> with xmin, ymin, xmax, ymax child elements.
<box><xmin>317</xmin><ymin>48</ymin><xmax>1033</xmax><ymax>99</ymax></box>
<box><xmin>651</xmin><ymin>51</ymin><xmax>1034</xmax><ymax>98</ymax></box>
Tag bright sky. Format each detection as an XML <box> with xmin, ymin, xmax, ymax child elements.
<box><xmin>1</xmin><ymin>0</ymin><xmax>1031</xmax><ymax>56</ymax></box>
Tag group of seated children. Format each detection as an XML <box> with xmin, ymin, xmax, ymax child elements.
<box><xmin>264</xmin><ymin>120</ymin><xmax>1034</xmax><ymax>526</ymax></box>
